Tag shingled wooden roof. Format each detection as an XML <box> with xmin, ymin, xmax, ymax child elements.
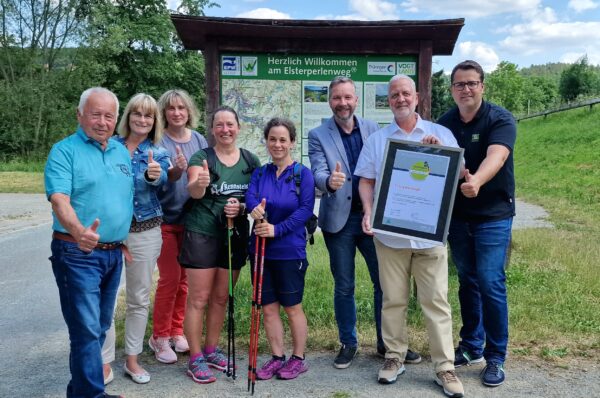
<box><xmin>171</xmin><ymin>15</ymin><xmax>464</xmax><ymax>55</ymax></box>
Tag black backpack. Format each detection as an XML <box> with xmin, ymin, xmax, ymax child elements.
<box><xmin>257</xmin><ymin>162</ymin><xmax>318</xmax><ymax>245</ymax></box>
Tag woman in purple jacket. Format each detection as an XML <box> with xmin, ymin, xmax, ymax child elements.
<box><xmin>246</xmin><ymin>117</ymin><xmax>315</xmax><ymax>381</ymax></box>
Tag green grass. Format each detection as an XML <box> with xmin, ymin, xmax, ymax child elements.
<box><xmin>0</xmin><ymin>159</ymin><xmax>45</xmax><ymax>193</ymax></box>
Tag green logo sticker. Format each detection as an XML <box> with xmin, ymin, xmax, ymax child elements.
<box><xmin>472</xmin><ymin>133</ymin><xmax>480</xmax><ymax>142</ymax></box>
<box><xmin>409</xmin><ymin>161</ymin><xmax>430</xmax><ymax>181</ymax></box>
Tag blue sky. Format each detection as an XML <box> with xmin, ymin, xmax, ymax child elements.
<box><xmin>169</xmin><ymin>0</ymin><xmax>600</xmax><ymax>73</ymax></box>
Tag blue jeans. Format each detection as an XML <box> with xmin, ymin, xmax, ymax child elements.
<box><xmin>323</xmin><ymin>211</ymin><xmax>383</xmax><ymax>348</ymax></box>
<box><xmin>50</xmin><ymin>239</ymin><xmax>123</xmax><ymax>398</ymax></box>
<box><xmin>448</xmin><ymin>217</ymin><xmax>513</xmax><ymax>364</ymax></box>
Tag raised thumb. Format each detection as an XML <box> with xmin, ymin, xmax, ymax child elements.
<box><xmin>464</xmin><ymin>169</ymin><xmax>471</xmax><ymax>182</ymax></box>
<box><xmin>90</xmin><ymin>218</ymin><xmax>100</xmax><ymax>232</ymax></box>
<box><xmin>148</xmin><ymin>150</ymin><xmax>153</xmax><ymax>163</ymax></box>
<box><xmin>202</xmin><ymin>159</ymin><xmax>209</xmax><ymax>171</ymax></box>
<box><xmin>176</xmin><ymin>145</ymin><xmax>182</xmax><ymax>155</ymax></box>
<box><xmin>260</xmin><ymin>198</ymin><xmax>267</xmax><ymax>208</ymax></box>
<box><xmin>335</xmin><ymin>161</ymin><xmax>341</xmax><ymax>173</ymax></box>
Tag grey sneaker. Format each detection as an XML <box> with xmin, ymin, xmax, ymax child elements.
<box><xmin>454</xmin><ymin>346</ymin><xmax>484</xmax><ymax>367</ymax></box>
<box><xmin>378</xmin><ymin>357</ymin><xmax>405</xmax><ymax>384</ymax></box>
<box><xmin>436</xmin><ymin>370</ymin><xmax>465</xmax><ymax>397</ymax></box>
<box><xmin>334</xmin><ymin>345</ymin><xmax>358</xmax><ymax>369</ymax></box>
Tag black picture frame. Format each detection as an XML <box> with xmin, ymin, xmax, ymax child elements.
<box><xmin>371</xmin><ymin>138</ymin><xmax>463</xmax><ymax>245</ymax></box>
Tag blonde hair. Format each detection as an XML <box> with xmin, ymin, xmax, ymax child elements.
<box><xmin>158</xmin><ymin>89</ymin><xmax>200</xmax><ymax>129</ymax></box>
<box><xmin>118</xmin><ymin>93</ymin><xmax>163</xmax><ymax>144</ymax></box>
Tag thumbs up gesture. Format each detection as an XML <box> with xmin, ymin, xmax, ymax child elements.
<box><xmin>194</xmin><ymin>159</ymin><xmax>211</xmax><ymax>189</ymax></box>
<box><xmin>250</xmin><ymin>198</ymin><xmax>267</xmax><ymax>220</ymax></box>
<box><xmin>78</xmin><ymin>218</ymin><xmax>100</xmax><ymax>252</ymax></box>
<box><xmin>174</xmin><ymin>145</ymin><xmax>187</xmax><ymax>171</ymax></box>
<box><xmin>460</xmin><ymin>169</ymin><xmax>481</xmax><ymax>198</ymax></box>
<box><xmin>146</xmin><ymin>150</ymin><xmax>161</xmax><ymax>181</ymax></box>
<box><xmin>328</xmin><ymin>161</ymin><xmax>346</xmax><ymax>191</ymax></box>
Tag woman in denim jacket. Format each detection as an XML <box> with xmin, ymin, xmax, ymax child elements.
<box><xmin>102</xmin><ymin>93</ymin><xmax>170</xmax><ymax>385</ymax></box>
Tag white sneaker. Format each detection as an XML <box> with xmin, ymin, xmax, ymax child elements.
<box><xmin>172</xmin><ymin>335</ymin><xmax>190</xmax><ymax>353</ymax></box>
<box><xmin>149</xmin><ymin>336</ymin><xmax>177</xmax><ymax>364</ymax></box>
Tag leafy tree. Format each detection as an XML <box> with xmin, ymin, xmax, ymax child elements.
<box><xmin>559</xmin><ymin>55</ymin><xmax>598</xmax><ymax>102</ymax></box>
<box><xmin>484</xmin><ymin>61</ymin><xmax>524</xmax><ymax>113</ymax></box>
<box><xmin>431</xmin><ymin>70</ymin><xmax>454</xmax><ymax>121</ymax></box>
<box><xmin>85</xmin><ymin>0</ymin><xmax>216</xmax><ymax>124</ymax></box>
<box><xmin>0</xmin><ymin>0</ymin><xmax>95</xmax><ymax>158</ymax></box>
<box><xmin>521</xmin><ymin>76</ymin><xmax>558</xmax><ymax>114</ymax></box>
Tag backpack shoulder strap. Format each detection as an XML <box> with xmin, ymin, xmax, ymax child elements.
<box><xmin>204</xmin><ymin>147</ymin><xmax>218</xmax><ymax>182</ymax></box>
<box><xmin>292</xmin><ymin>162</ymin><xmax>302</xmax><ymax>196</ymax></box>
<box><xmin>240</xmin><ymin>148</ymin><xmax>260</xmax><ymax>175</ymax></box>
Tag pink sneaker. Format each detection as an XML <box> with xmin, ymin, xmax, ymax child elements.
<box><xmin>172</xmin><ymin>335</ymin><xmax>189</xmax><ymax>353</ymax></box>
<box><xmin>256</xmin><ymin>357</ymin><xmax>286</xmax><ymax>380</ymax></box>
<box><xmin>149</xmin><ymin>336</ymin><xmax>177</xmax><ymax>364</ymax></box>
<box><xmin>276</xmin><ymin>357</ymin><xmax>308</xmax><ymax>380</ymax></box>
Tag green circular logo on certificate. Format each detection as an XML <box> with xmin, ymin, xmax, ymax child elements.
<box><xmin>409</xmin><ymin>161</ymin><xmax>430</xmax><ymax>181</ymax></box>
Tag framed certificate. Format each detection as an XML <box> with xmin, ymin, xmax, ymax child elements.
<box><xmin>371</xmin><ymin>138</ymin><xmax>464</xmax><ymax>245</ymax></box>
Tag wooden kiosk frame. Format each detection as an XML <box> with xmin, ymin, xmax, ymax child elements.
<box><xmin>171</xmin><ymin>16</ymin><xmax>463</xmax><ymax>123</ymax></box>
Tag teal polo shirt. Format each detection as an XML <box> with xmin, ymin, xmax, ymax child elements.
<box><xmin>45</xmin><ymin>128</ymin><xmax>134</xmax><ymax>242</ymax></box>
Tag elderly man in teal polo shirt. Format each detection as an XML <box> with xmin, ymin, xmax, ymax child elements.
<box><xmin>45</xmin><ymin>87</ymin><xmax>133</xmax><ymax>398</ymax></box>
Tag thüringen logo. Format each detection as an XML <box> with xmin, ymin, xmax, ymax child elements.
<box><xmin>222</xmin><ymin>56</ymin><xmax>240</xmax><ymax>76</ymax></box>
<box><xmin>367</xmin><ymin>62</ymin><xmax>396</xmax><ymax>76</ymax></box>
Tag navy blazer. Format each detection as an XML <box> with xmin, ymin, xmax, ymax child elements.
<box><xmin>308</xmin><ymin>116</ymin><xmax>379</xmax><ymax>233</ymax></box>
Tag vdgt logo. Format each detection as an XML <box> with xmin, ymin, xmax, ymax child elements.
<box><xmin>396</xmin><ymin>62</ymin><xmax>416</xmax><ymax>76</ymax></box>
<box><xmin>222</xmin><ymin>56</ymin><xmax>240</xmax><ymax>75</ymax></box>
<box><xmin>367</xmin><ymin>62</ymin><xmax>395</xmax><ymax>76</ymax></box>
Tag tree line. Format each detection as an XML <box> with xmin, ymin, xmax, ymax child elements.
<box><xmin>2</xmin><ymin>1</ymin><xmax>600</xmax><ymax>160</ymax></box>
<box><xmin>432</xmin><ymin>56</ymin><xmax>600</xmax><ymax>121</ymax></box>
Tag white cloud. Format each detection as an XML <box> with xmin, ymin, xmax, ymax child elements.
<box><xmin>236</xmin><ymin>8</ymin><xmax>291</xmax><ymax>19</ymax></box>
<box><xmin>317</xmin><ymin>0</ymin><xmax>399</xmax><ymax>21</ymax></box>
<box><xmin>400</xmin><ymin>0</ymin><xmax>540</xmax><ymax>18</ymax></box>
<box><xmin>568</xmin><ymin>0</ymin><xmax>599</xmax><ymax>12</ymax></box>
<box><xmin>456</xmin><ymin>41</ymin><xmax>500</xmax><ymax>72</ymax></box>
<box><xmin>499</xmin><ymin>20</ymin><xmax>600</xmax><ymax>58</ymax></box>
<box><xmin>348</xmin><ymin>0</ymin><xmax>398</xmax><ymax>20</ymax></box>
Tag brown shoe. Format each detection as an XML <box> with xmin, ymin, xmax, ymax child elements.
<box><xmin>378</xmin><ymin>357</ymin><xmax>405</xmax><ymax>384</ymax></box>
<box><xmin>436</xmin><ymin>370</ymin><xmax>465</xmax><ymax>397</ymax></box>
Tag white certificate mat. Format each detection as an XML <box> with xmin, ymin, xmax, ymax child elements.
<box><xmin>372</xmin><ymin>139</ymin><xmax>463</xmax><ymax>245</ymax></box>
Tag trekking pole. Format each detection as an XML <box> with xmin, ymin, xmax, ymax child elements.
<box><xmin>251</xmin><ymin>232</ymin><xmax>266</xmax><ymax>396</ymax></box>
<box><xmin>248</xmin><ymin>227</ymin><xmax>261</xmax><ymax>391</ymax></box>
<box><xmin>226</xmin><ymin>216</ymin><xmax>236</xmax><ymax>379</ymax></box>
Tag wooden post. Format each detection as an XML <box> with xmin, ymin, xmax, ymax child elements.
<box><xmin>418</xmin><ymin>40</ymin><xmax>433</xmax><ymax>121</ymax></box>
<box><xmin>203</xmin><ymin>42</ymin><xmax>219</xmax><ymax>145</ymax></box>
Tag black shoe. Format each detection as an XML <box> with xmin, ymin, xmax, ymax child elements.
<box><xmin>334</xmin><ymin>344</ymin><xmax>358</xmax><ymax>369</ymax></box>
<box><xmin>104</xmin><ymin>394</ymin><xmax>124</xmax><ymax>398</ymax></box>
<box><xmin>405</xmin><ymin>349</ymin><xmax>422</xmax><ymax>364</ymax></box>
<box><xmin>377</xmin><ymin>346</ymin><xmax>422</xmax><ymax>364</ymax></box>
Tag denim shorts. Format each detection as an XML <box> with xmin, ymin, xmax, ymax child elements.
<box><xmin>249</xmin><ymin>258</ymin><xmax>309</xmax><ymax>307</ymax></box>
<box><xmin>179</xmin><ymin>229</ymin><xmax>247</xmax><ymax>270</ymax></box>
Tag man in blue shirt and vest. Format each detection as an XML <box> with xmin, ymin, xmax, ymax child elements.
<box><xmin>438</xmin><ymin>60</ymin><xmax>517</xmax><ymax>388</ymax></box>
<box><xmin>45</xmin><ymin>87</ymin><xmax>133</xmax><ymax>398</ymax></box>
<box><xmin>308</xmin><ymin>76</ymin><xmax>421</xmax><ymax>369</ymax></box>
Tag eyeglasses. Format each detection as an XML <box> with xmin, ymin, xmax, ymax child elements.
<box><xmin>451</xmin><ymin>81</ymin><xmax>481</xmax><ymax>91</ymax></box>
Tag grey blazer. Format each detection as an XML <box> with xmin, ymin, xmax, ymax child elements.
<box><xmin>308</xmin><ymin>116</ymin><xmax>380</xmax><ymax>233</ymax></box>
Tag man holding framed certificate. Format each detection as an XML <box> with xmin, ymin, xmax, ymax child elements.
<box><xmin>355</xmin><ymin>75</ymin><xmax>465</xmax><ymax>398</ymax></box>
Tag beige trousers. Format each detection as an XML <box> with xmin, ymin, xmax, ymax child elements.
<box><xmin>102</xmin><ymin>226</ymin><xmax>162</xmax><ymax>361</ymax></box>
<box><xmin>375</xmin><ymin>239</ymin><xmax>455</xmax><ymax>373</ymax></box>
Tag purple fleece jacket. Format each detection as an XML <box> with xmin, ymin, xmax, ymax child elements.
<box><xmin>246</xmin><ymin>162</ymin><xmax>315</xmax><ymax>260</ymax></box>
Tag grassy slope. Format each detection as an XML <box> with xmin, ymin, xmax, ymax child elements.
<box><xmin>509</xmin><ymin>106</ymin><xmax>600</xmax><ymax>359</ymax></box>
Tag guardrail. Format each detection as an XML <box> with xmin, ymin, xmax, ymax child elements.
<box><xmin>516</xmin><ymin>98</ymin><xmax>600</xmax><ymax>122</ymax></box>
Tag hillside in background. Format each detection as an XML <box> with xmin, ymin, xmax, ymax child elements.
<box><xmin>515</xmin><ymin>106</ymin><xmax>599</xmax><ymax>223</ymax></box>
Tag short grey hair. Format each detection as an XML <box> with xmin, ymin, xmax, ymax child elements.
<box><xmin>389</xmin><ymin>74</ymin><xmax>416</xmax><ymax>92</ymax></box>
<box><xmin>328</xmin><ymin>76</ymin><xmax>356</xmax><ymax>99</ymax></box>
<box><xmin>78</xmin><ymin>87</ymin><xmax>119</xmax><ymax>116</ymax></box>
